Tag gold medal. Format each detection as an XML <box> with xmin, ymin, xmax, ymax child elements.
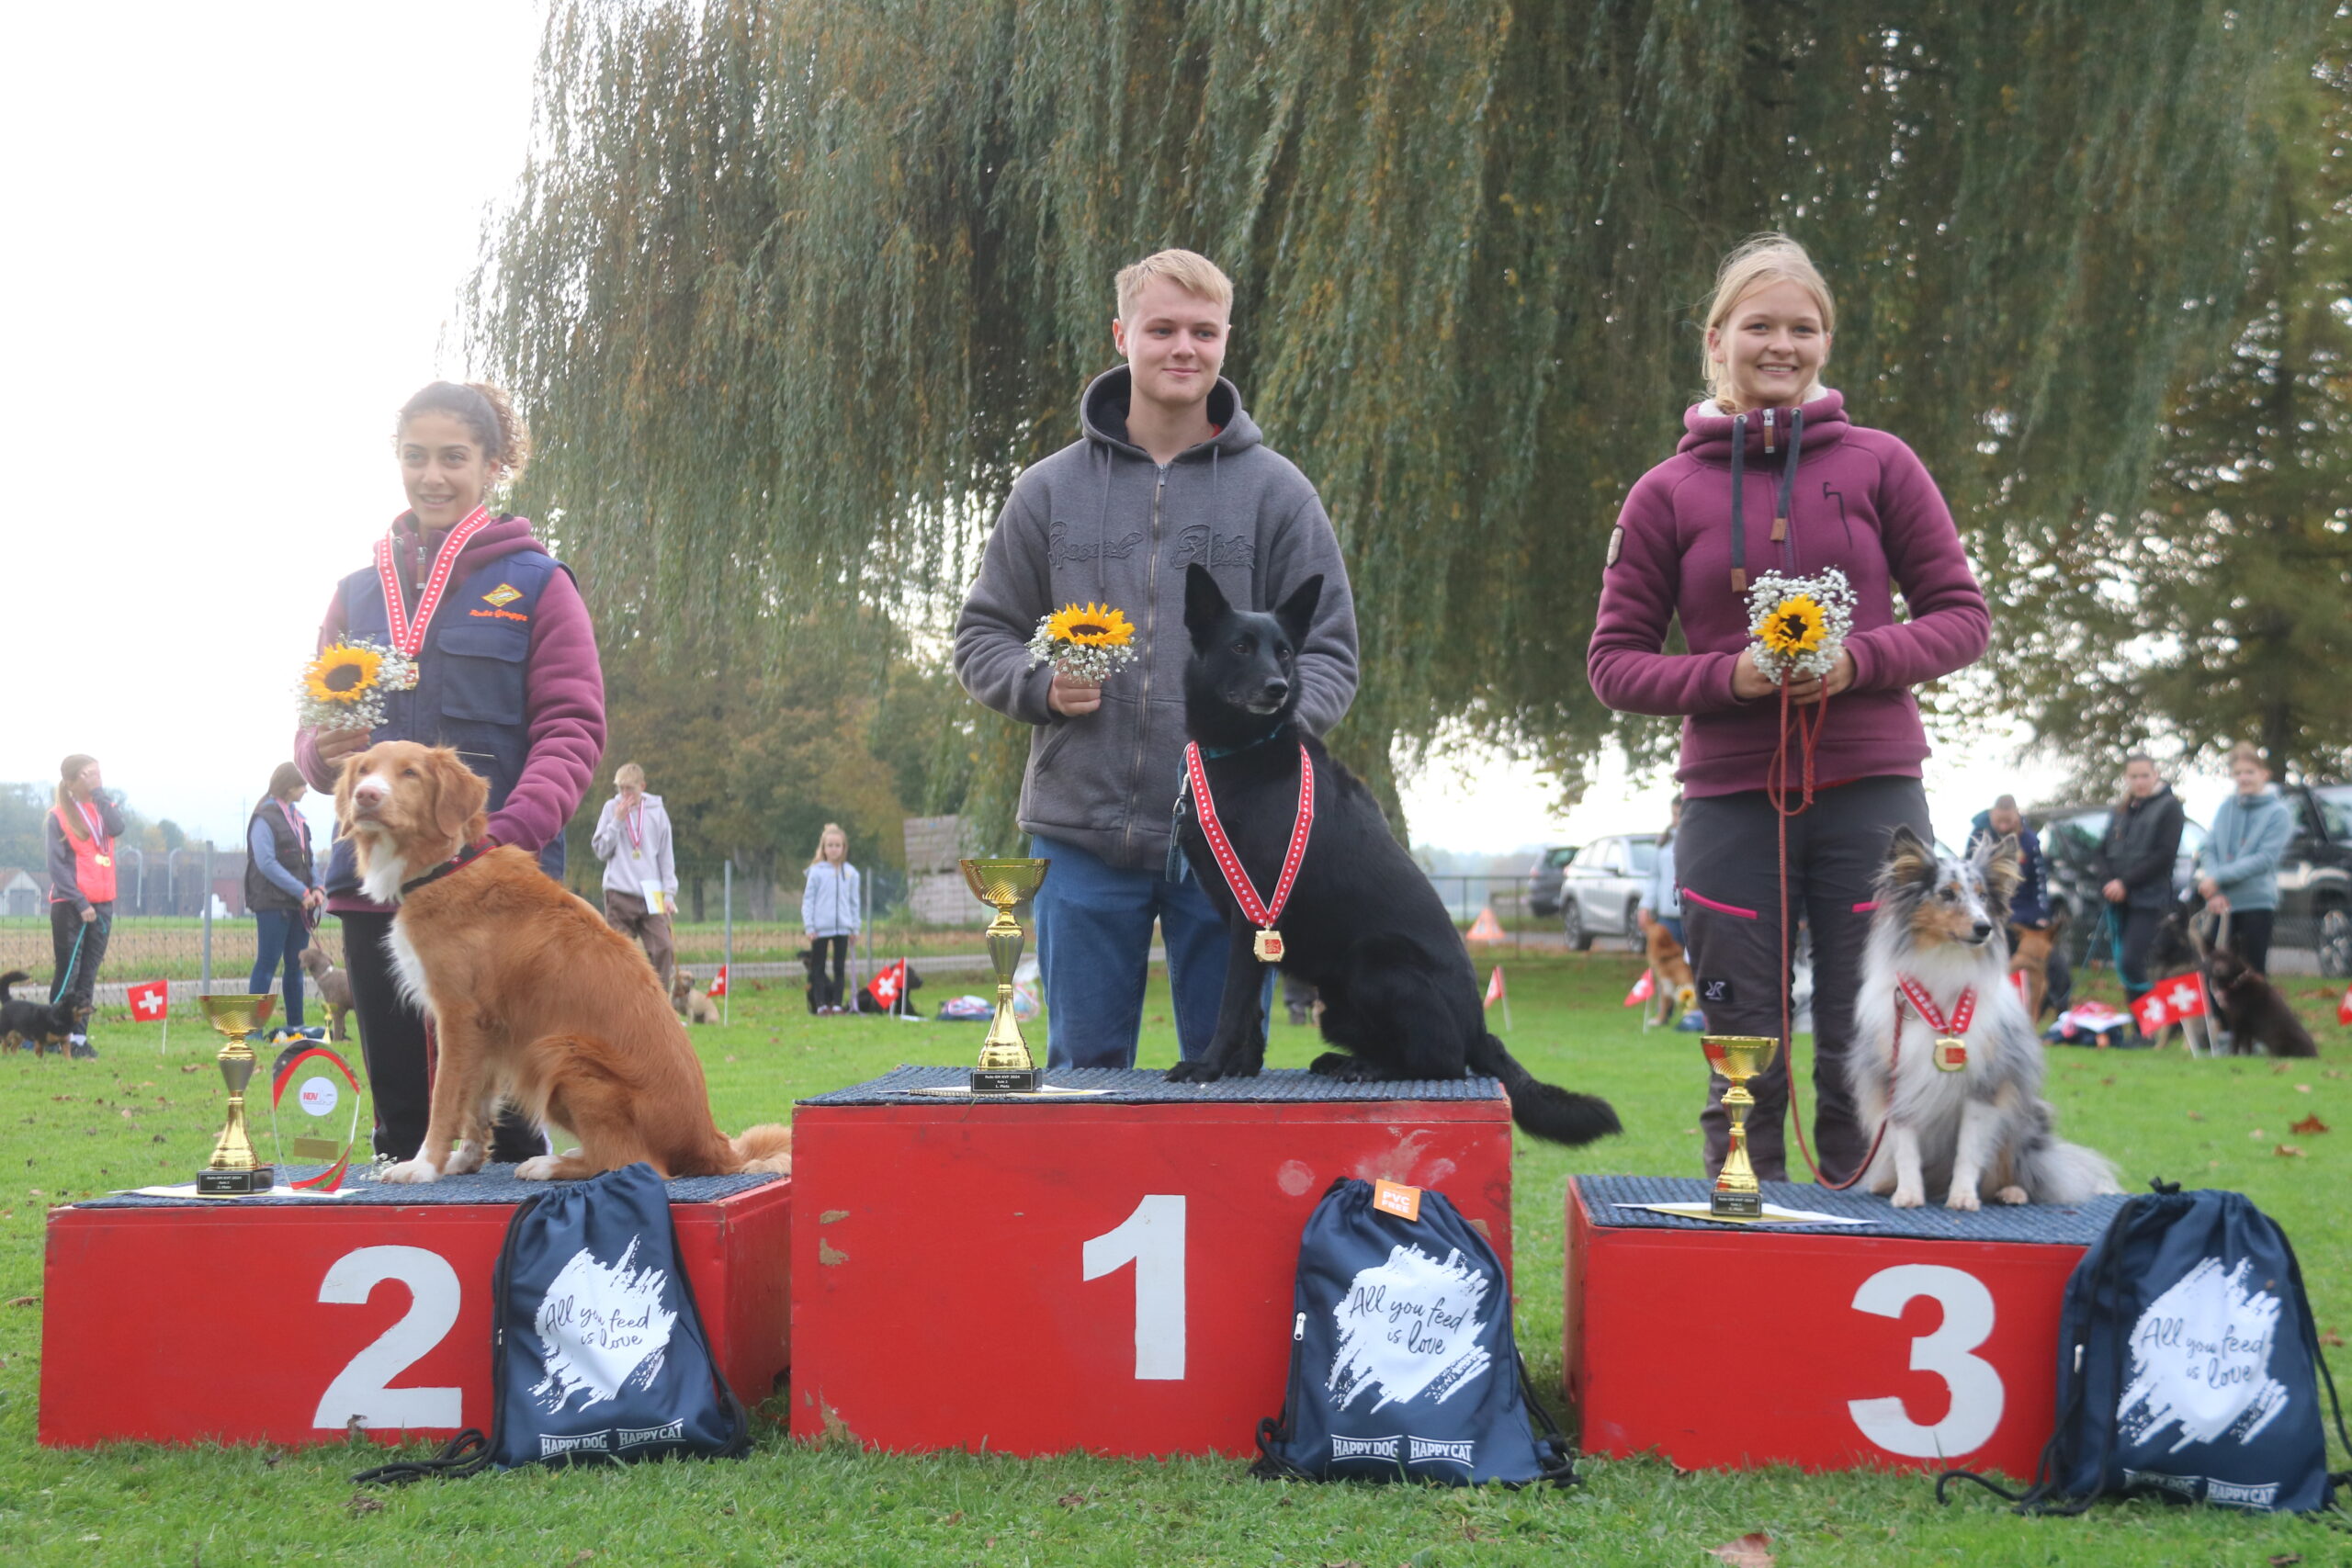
<box><xmin>1254</xmin><ymin>929</ymin><xmax>1284</xmax><ymax>963</ymax></box>
<box><xmin>1933</xmin><ymin>1036</ymin><xmax>1968</xmax><ymax>1072</ymax></box>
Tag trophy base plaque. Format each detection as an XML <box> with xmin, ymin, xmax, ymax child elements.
<box><xmin>970</xmin><ymin>1066</ymin><xmax>1045</xmax><ymax>1096</ymax></box>
<box><xmin>1708</xmin><ymin>1189</ymin><xmax>1762</xmax><ymax>1220</ymax></box>
<box><xmin>196</xmin><ymin>1166</ymin><xmax>276</xmax><ymax>1197</ymax></box>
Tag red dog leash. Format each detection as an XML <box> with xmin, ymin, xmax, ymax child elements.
<box><xmin>1183</xmin><ymin>741</ymin><xmax>1313</xmax><ymax>964</ymax></box>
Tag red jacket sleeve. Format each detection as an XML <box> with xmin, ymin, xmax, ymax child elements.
<box><xmin>1842</xmin><ymin>439</ymin><xmax>1988</xmax><ymax>693</ymax></box>
<box><xmin>487</xmin><ymin>569</ymin><xmax>606</xmax><ymax>853</ymax></box>
<box><xmin>1587</xmin><ymin>468</ymin><xmax>1747</xmax><ymax>716</ymax></box>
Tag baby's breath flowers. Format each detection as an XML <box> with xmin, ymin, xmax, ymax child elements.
<box><xmin>1028</xmin><ymin>602</ymin><xmax>1140</xmax><ymax>683</ymax></box>
<box><xmin>1746</xmin><ymin>568</ymin><xmax>1854</xmax><ymax>684</ymax></box>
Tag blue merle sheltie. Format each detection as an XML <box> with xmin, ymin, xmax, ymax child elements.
<box><xmin>1847</xmin><ymin>829</ymin><xmax>2120</xmax><ymax>1210</ymax></box>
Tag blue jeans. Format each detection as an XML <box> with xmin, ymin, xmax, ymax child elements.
<box><xmin>1030</xmin><ymin>834</ymin><xmax>1268</xmax><ymax>1069</ymax></box>
<box><xmin>250</xmin><ymin>908</ymin><xmax>308</xmax><ymax>1027</ymax></box>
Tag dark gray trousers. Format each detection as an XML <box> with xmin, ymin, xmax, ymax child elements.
<box><xmin>1679</xmin><ymin>776</ymin><xmax>1930</xmax><ymax>1185</ymax></box>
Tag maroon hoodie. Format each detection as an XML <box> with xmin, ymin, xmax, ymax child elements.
<box><xmin>1587</xmin><ymin>391</ymin><xmax>1987</xmax><ymax>796</ymax></box>
<box><xmin>296</xmin><ymin>514</ymin><xmax>605</xmax><ymax>910</ymax></box>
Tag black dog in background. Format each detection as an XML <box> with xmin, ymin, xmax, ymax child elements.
<box><xmin>2204</xmin><ymin>947</ymin><xmax>2320</xmax><ymax>1057</ymax></box>
<box><xmin>1165</xmin><ymin>566</ymin><xmax>1620</xmax><ymax>1147</ymax></box>
<box><xmin>853</xmin><ymin>966</ymin><xmax>926</xmax><ymax>1017</ymax></box>
<box><xmin>797</xmin><ymin>945</ymin><xmax>827</xmax><ymax>1015</ymax></box>
<box><xmin>1</xmin><ymin>971</ymin><xmax>88</xmax><ymax>1055</ymax></box>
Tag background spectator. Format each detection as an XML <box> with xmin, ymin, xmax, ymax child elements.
<box><xmin>802</xmin><ymin>822</ymin><xmax>860</xmax><ymax>1014</ymax></box>
<box><xmin>45</xmin><ymin>753</ymin><xmax>120</xmax><ymax>1060</ymax></box>
<box><xmin>2093</xmin><ymin>754</ymin><xmax>2185</xmax><ymax>1026</ymax></box>
<box><xmin>2196</xmin><ymin>741</ymin><xmax>2292</xmax><ymax>975</ymax></box>
<box><xmin>1969</xmin><ymin>793</ymin><xmax>2068</xmax><ymax>1013</ymax></box>
<box><xmin>1638</xmin><ymin>795</ymin><xmax>1685</xmax><ymax>947</ymax></box>
<box><xmin>244</xmin><ymin>761</ymin><xmax>324</xmax><ymax>1027</ymax></box>
<box><xmin>592</xmin><ymin>761</ymin><xmax>678</xmax><ymax>986</ymax></box>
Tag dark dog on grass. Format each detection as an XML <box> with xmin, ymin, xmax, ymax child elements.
<box><xmin>2204</xmin><ymin>947</ymin><xmax>2319</xmax><ymax>1058</ymax></box>
<box><xmin>0</xmin><ymin>971</ymin><xmax>88</xmax><ymax>1055</ymax></box>
<box><xmin>1164</xmin><ymin>567</ymin><xmax>1620</xmax><ymax>1147</ymax></box>
<box><xmin>852</xmin><ymin>965</ymin><xmax>926</xmax><ymax>1017</ymax></box>
<box><xmin>797</xmin><ymin>945</ymin><xmax>827</xmax><ymax>1014</ymax></box>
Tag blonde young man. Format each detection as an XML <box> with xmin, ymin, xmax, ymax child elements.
<box><xmin>954</xmin><ymin>249</ymin><xmax>1359</xmax><ymax>1070</ymax></box>
<box><xmin>591</xmin><ymin>762</ymin><xmax>679</xmax><ymax>985</ymax></box>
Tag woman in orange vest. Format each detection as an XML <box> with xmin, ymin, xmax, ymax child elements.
<box><xmin>46</xmin><ymin>753</ymin><xmax>123</xmax><ymax>1060</ymax></box>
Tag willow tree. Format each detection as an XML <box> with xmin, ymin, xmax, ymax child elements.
<box><xmin>474</xmin><ymin>0</ymin><xmax>2322</xmax><ymax>832</ymax></box>
<box><xmin>1998</xmin><ymin>43</ymin><xmax>2352</xmax><ymax>783</ymax></box>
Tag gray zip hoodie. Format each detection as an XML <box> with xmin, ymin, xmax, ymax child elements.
<box><xmin>954</xmin><ymin>367</ymin><xmax>1359</xmax><ymax>869</ymax></box>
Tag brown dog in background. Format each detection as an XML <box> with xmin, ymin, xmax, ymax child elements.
<box><xmin>1638</xmin><ymin>915</ymin><xmax>1697</xmax><ymax>1027</ymax></box>
<box><xmin>671</xmin><ymin>968</ymin><xmax>720</xmax><ymax>1025</ymax></box>
<box><xmin>300</xmin><ymin>945</ymin><xmax>355</xmax><ymax>1043</ymax></box>
<box><xmin>336</xmin><ymin>740</ymin><xmax>791</xmax><ymax>1184</ymax></box>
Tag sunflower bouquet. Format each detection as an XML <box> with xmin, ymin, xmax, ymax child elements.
<box><xmin>1745</xmin><ymin>567</ymin><xmax>1855</xmax><ymax>685</ymax></box>
<box><xmin>1027</xmin><ymin>601</ymin><xmax>1140</xmax><ymax>683</ymax></box>
<box><xmin>296</xmin><ymin>638</ymin><xmax>414</xmax><ymax>732</ymax></box>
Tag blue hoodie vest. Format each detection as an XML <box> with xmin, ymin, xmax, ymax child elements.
<box><xmin>324</xmin><ymin>548</ymin><xmax>568</xmax><ymax>894</ymax></box>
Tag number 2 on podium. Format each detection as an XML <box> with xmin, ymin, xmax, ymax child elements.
<box><xmin>1082</xmin><ymin>1195</ymin><xmax>1187</xmax><ymax>1381</ymax></box>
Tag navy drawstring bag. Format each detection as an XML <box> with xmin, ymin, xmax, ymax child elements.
<box><xmin>1940</xmin><ymin>1185</ymin><xmax>2350</xmax><ymax>1516</ymax></box>
<box><xmin>356</xmin><ymin>1162</ymin><xmax>752</xmax><ymax>1482</ymax></box>
<box><xmin>1253</xmin><ymin>1177</ymin><xmax>1577</xmax><ymax>1487</ymax></box>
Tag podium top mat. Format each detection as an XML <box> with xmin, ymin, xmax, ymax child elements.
<box><xmin>74</xmin><ymin>1163</ymin><xmax>781</xmax><ymax>1210</ymax></box>
<box><xmin>1577</xmin><ymin>1174</ymin><xmax>2125</xmax><ymax>1245</ymax></box>
<box><xmin>800</xmin><ymin>1065</ymin><xmax>1508</xmax><ymax>1106</ymax></box>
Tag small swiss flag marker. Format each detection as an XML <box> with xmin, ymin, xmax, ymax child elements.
<box><xmin>128</xmin><ymin>980</ymin><xmax>168</xmax><ymax>1020</ymax></box>
<box><xmin>708</xmin><ymin>965</ymin><xmax>728</xmax><ymax>998</ymax></box>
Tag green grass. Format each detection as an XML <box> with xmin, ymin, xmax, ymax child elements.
<box><xmin>1</xmin><ymin>957</ymin><xmax>2346</xmax><ymax>1564</ymax></box>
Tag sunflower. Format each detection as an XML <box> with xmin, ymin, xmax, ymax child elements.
<box><xmin>1046</xmin><ymin>602</ymin><xmax>1136</xmax><ymax>649</ymax></box>
<box><xmin>1755</xmin><ymin>594</ymin><xmax>1827</xmax><ymax>657</ymax></box>
<box><xmin>304</xmin><ymin>644</ymin><xmax>383</xmax><ymax>704</ymax></box>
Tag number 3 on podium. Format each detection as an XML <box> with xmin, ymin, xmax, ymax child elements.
<box><xmin>1846</xmin><ymin>1263</ymin><xmax>2006</xmax><ymax>1458</ymax></box>
<box><xmin>1082</xmin><ymin>1195</ymin><xmax>1187</xmax><ymax>1381</ymax></box>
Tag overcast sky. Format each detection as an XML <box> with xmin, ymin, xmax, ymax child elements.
<box><xmin>8</xmin><ymin>2</ymin><xmax>2204</xmax><ymax>865</ymax></box>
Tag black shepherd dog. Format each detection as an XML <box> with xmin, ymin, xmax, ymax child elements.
<box><xmin>2205</xmin><ymin>946</ymin><xmax>2320</xmax><ymax>1058</ymax></box>
<box><xmin>1</xmin><ymin>971</ymin><xmax>87</xmax><ymax>1055</ymax></box>
<box><xmin>1165</xmin><ymin>566</ymin><xmax>1621</xmax><ymax>1146</ymax></box>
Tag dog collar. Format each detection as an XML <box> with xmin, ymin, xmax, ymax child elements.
<box><xmin>1200</xmin><ymin>726</ymin><xmax>1287</xmax><ymax>761</ymax></box>
<box><xmin>401</xmin><ymin>838</ymin><xmax>496</xmax><ymax>896</ymax></box>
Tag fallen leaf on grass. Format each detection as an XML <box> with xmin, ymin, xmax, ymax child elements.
<box><xmin>935</xmin><ymin>1511</ymin><xmax>964</xmax><ymax>1526</ymax></box>
<box><xmin>2324</xmin><ymin>1329</ymin><xmax>2346</xmax><ymax>1348</ymax></box>
<box><xmin>724</xmin><ymin>1055</ymin><xmax>738</xmax><ymax>1063</ymax></box>
<box><xmin>2187</xmin><ymin>1111</ymin><xmax>2205</xmax><ymax>1122</ymax></box>
<box><xmin>1707</xmin><ymin>1533</ymin><xmax>1774</xmax><ymax>1568</ymax></box>
<box><xmin>2267</xmin><ymin>1554</ymin><xmax>2302</xmax><ymax>1566</ymax></box>
<box><xmin>7</xmin><ymin>1295</ymin><xmax>39</xmax><ymax>1307</ymax></box>
<box><xmin>2274</xmin><ymin>1063</ymin><xmax>2292</xmax><ymax>1076</ymax></box>
<box><xmin>2248</xmin><ymin>1129</ymin><xmax>2268</xmax><ymax>1140</ymax></box>
<box><xmin>2100</xmin><ymin>1076</ymin><xmax>2116</xmax><ymax>1086</ymax></box>
<box><xmin>1055</xmin><ymin>1491</ymin><xmax>1090</xmax><ymax>1508</ymax></box>
<box><xmin>2290</xmin><ymin>1114</ymin><xmax>2329</xmax><ymax>1135</ymax></box>
<box><xmin>179</xmin><ymin>1064</ymin><xmax>202</xmax><ymax>1074</ymax></box>
<box><xmin>345</xmin><ymin>1493</ymin><xmax>384</xmax><ymax>1517</ymax></box>
<box><xmin>2275</xmin><ymin>1145</ymin><xmax>2305</xmax><ymax>1158</ymax></box>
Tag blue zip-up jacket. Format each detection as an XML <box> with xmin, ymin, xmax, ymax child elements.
<box><xmin>2197</xmin><ymin>788</ymin><xmax>2293</xmax><ymax>912</ymax></box>
<box><xmin>801</xmin><ymin>861</ymin><xmax>861</xmax><ymax>937</ymax></box>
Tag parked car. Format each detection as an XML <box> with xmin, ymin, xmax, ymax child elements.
<box><xmin>2277</xmin><ymin>784</ymin><xmax>2352</xmax><ymax>976</ymax></box>
<box><xmin>1527</xmin><ymin>846</ymin><xmax>1577</xmax><ymax>919</ymax></box>
<box><xmin>1558</xmin><ymin>834</ymin><xmax>1659</xmax><ymax>951</ymax></box>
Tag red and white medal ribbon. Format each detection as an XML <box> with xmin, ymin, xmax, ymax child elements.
<box><xmin>622</xmin><ymin>797</ymin><xmax>644</xmax><ymax>852</ymax></box>
<box><xmin>1184</xmin><ymin>741</ymin><xmax>1313</xmax><ymax>963</ymax></box>
<box><xmin>1896</xmin><ymin>974</ymin><xmax>1975</xmax><ymax>1071</ymax></box>
<box><xmin>77</xmin><ymin>798</ymin><xmax>111</xmax><ymax>868</ymax></box>
<box><xmin>374</xmin><ymin>504</ymin><xmax>493</xmax><ymax>660</ymax></box>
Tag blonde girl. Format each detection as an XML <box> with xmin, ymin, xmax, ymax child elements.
<box><xmin>801</xmin><ymin>823</ymin><xmax>862</xmax><ymax>1013</ymax></box>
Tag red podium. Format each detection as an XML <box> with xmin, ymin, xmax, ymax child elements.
<box><xmin>1565</xmin><ymin>1175</ymin><xmax>2119</xmax><ymax>1475</ymax></box>
<box><xmin>789</xmin><ymin>1066</ymin><xmax>1513</xmax><ymax>1457</ymax></box>
<box><xmin>40</xmin><ymin>1168</ymin><xmax>790</xmax><ymax>1448</ymax></box>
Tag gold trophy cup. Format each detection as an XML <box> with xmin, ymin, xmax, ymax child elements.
<box><xmin>1702</xmin><ymin>1034</ymin><xmax>1780</xmax><ymax>1220</ymax></box>
<box><xmin>959</xmin><ymin>857</ymin><xmax>1050</xmax><ymax>1093</ymax></box>
<box><xmin>197</xmin><ymin>993</ymin><xmax>277</xmax><ymax>1195</ymax></box>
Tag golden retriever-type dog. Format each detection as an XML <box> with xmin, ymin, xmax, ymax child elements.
<box><xmin>336</xmin><ymin>740</ymin><xmax>791</xmax><ymax>1184</ymax></box>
